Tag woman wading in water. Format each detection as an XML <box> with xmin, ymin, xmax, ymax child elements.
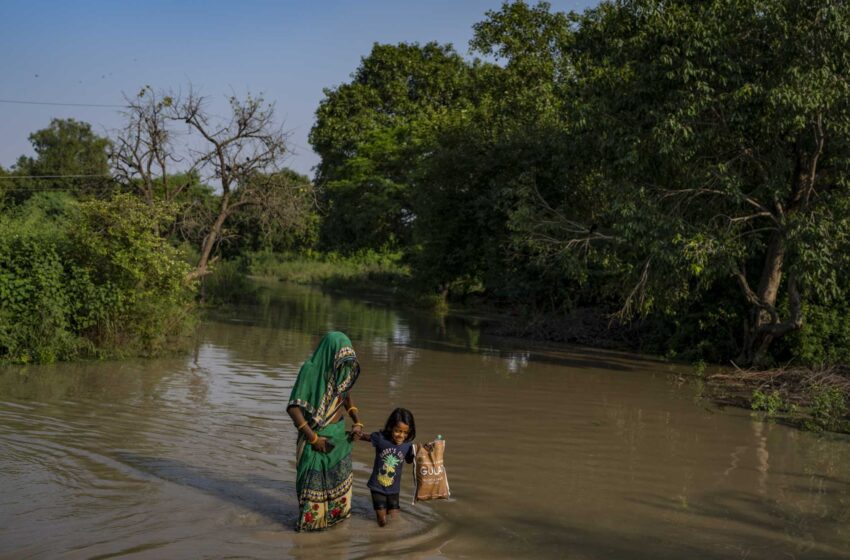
<box><xmin>287</xmin><ymin>331</ymin><xmax>365</xmax><ymax>531</ymax></box>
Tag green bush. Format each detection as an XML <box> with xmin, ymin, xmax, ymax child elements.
<box><xmin>806</xmin><ymin>386</ymin><xmax>848</xmax><ymax>432</ymax></box>
<box><xmin>787</xmin><ymin>303</ymin><xmax>850</xmax><ymax>365</ymax></box>
<box><xmin>751</xmin><ymin>389</ymin><xmax>786</xmax><ymax>418</ymax></box>
<box><xmin>0</xmin><ymin>194</ymin><xmax>196</xmax><ymax>363</ymax></box>
<box><xmin>0</xmin><ymin>226</ymin><xmax>80</xmax><ymax>362</ymax></box>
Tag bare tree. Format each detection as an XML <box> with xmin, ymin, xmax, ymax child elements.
<box><xmin>111</xmin><ymin>86</ymin><xmax>300</xmax><ymax>280</ymax></box>
<box><xmin>112</xmin><ymin>86</ymin><xmax>189</xmax><ymax>206</ymax></box>
<box><xmin>174</xmin><ymin>89</ymin><xmax>291</xmax><ymax>279</ymax></box>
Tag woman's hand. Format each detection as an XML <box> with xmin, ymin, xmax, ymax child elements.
<box><xmin>351</xmin><ymin>424</ymin><xmax>363</xmax><ymax>440</ymax></box>
<box><xmin>311</xmin><ymin>436</ymin><xmax>332</xmax><ymax>453</ymax></box>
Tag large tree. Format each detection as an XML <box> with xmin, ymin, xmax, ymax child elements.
<box><xmin>309</xmin><ymin>42</ymin><xmax>474</xmax><ymax>252</ymax></box>
<box><xmin>515</xmin><ymin>0</ymin><xmax>850</xmax><ymax>363</ymax></box>
<box><xmin>411</xmin><ymin>2</ymin><xmax>582</xmax><ymax>303</ymax></box>
<box><xmin>12</xmin><ymin>118</ymin><xmax>112</xmax><ymax>202</ymax></box>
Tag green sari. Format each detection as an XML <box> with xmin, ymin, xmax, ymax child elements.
<box><xmin>288</xmin><ymin>331</ymin><xmax>360</xmax><ymax>531</ymax></box>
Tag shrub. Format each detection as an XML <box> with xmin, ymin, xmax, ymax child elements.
<box><xmin>787</xmin><ymin>303</ymin><xmax>850</xmax><ymax>365</ymax></box>
<box><xmin>751</xmin><ymin>389</ymin><xmax>786</xmax><ymax>418</ymax></box>
<box><xmin>806</xmin><ymin>386</ymin><xmax>848</xmax><ymax>432</ymax></box>
<box><xmin>0</xmin><ymin>194</ymin><xmax>196</xmax><ymax>363</ymax></box>
<box><xmin>0</xmin><ymin>225</ymin><xmax>81</xmax><ymax>362</ymax></box>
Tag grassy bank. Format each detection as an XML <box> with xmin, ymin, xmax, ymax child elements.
<box><xmin>247</xmin><ymin>249</ymin><xmax>411</xmax><ymax>291</ymax></box>
<box><xmin>200</xmin><ymin>250</ymin><xmax>416</xmax><ymax>306</ymax></box>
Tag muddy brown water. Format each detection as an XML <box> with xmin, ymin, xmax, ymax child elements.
<box><xmin>2</xmin><ymin>282</ymin><xmax>850</xmax><ymax>559</ymax></box>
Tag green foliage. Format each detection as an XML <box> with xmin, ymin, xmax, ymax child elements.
<box><xmin>70</xmin><ymin>194</ymin><xmax>196</xmax><ymax>352</ymax></box>
<box><xmin>201</xmin><ymin>259</ymin><xmax>258</xmax><ymax>305</ymax></box>
<box><xmin>470</xmin><ymin>0</ymin><xmax>571</xmax><ymax>125</ymax></box>
<box><xmin>11</xmin><ymin>118</ymin><xmax>112</xmax><ymax>203</ymax></box>
<box><xmin>748</xmin><ymin>383</ymin><xmax>848</xmax><ymax>432</ymax></box>
<box><xmin>247</xmin><ymin>249</ymin><xmax>409</xmax><ymax>288</ymax></box>
<box><xmin>452</xmin><ymin>0</ymin><xmax>850</xmax><ymax>363</ymax></box>
<box><xmin>0</xmin><ymin>165</ymin><xmax>8</xmax><ymax>203</ymax></box>
<box><xmin>559</xmin><ymin>0</ymin><xmax>850</xmax><ymax>362</ymax></box>
<box><xmin>0</xmin><ymin>194</ymin><xmax>196</xmax><ymax>363</ymax></box>
<box><xmin>0</xmin><ymin>217</ymin><xmax>80</xmax><ymax>363</ymax></box>
<box><xmin>785</xmin><ymin>303</ymin><xmax>850</xmax><ymax>365</ymax></box>
<box><xmin>220</xmin><ymin>169</ymin><xmax>319</xmax><ymax>258</ymax></box>
<box><xmin>751</xmin><ymin>389</ymin><xmax>786</xmax><ymax>418</ymax></box>
<box><xmin>302</xmin><ymin>0</ymin><xmax>850</xmax><ymax>366</ymax></box>
<box><xmin>806</xmin><ymin>386</ymin><xmax>849</xmax><ymax>432</ymax></box>
<box><xmin>692</xmin><ymin>360</ymin><xmax>707</xmax><ymax>377</ymax></box>
<box><xmin>411</xmin><ymin>3</ymin><xmax>583</xmax><ymax>303</ymax></box>
<box><xmin>310</xmin><ymin>42</ymin><xmax>475</xmax><ymax>252</ymax></box>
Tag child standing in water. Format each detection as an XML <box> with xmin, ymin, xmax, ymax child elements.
<box><xmin>356</xmin><ymin>408</ymin><xmax>416</xmax><ymax>526</ymax></box>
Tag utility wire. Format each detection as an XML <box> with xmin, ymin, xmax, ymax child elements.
<box><xmin>0</xmin><ymin>174</ymin><xmax>113</xmax><ymax>179</ymax></box>
<box><xmin>1</xmin><ymin>188</ymin><xmax>109</xmax><ymax>192</ymax></box>
<box><xmin>0</xmin><ymin>99</ymin><xmax>127</xmax><ymax>108</ymax></box>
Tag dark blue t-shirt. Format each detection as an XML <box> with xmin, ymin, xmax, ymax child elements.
<box><xmin>367</xmin><ymin>431</ymin><xmax>414</xmax><ymax>495</ymax></box>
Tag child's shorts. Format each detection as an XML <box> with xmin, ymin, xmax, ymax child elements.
<box><xmin>370</xmin><ymin>491</ymin><xmax>400</xmax><ymax>511</ymax></box>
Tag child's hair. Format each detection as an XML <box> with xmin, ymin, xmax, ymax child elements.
<box><xmin>382</xmin><ymin>407</ymin><xmax>416</xmax><ymax>442</ymax></box>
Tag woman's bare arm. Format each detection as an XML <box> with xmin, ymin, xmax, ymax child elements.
<box><xmin>342</xmin><ymin>394</ymin><xmax>364</xmax><ymax>439</ymax></box>
<box><xmin>287</xmin><ymin>405</ymin><xmax>331</xmax><ymax>453</ymax></box>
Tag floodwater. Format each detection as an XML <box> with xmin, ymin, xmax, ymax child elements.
<box><xmin>2</xmin><ymin>282</ymin><xmax>850</xmax><ymax>560</ymax></box>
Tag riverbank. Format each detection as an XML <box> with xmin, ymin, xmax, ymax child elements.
<box><xmin>707</xmin><ymin>365</ymin><xmax>850</xmax><ymax>434</ymax></box>
<box><xmin>247</xmin><ymin>249</ymin><xmax>410</xmax><ymax>290</ymax></box>
<box><xmin>203</xmin><ymin>251</ymin><xmax>442</xmax><ymax>308</ymax></box>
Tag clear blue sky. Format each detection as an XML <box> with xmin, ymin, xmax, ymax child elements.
<box><xmin>1</xmin><ymin>0</ymin><xmax>596</xmax><ymax>178</ymax></box>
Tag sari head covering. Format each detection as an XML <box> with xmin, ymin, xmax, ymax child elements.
<box><xmin>288</xmin><ymin>331</ymin><xmax>360</xmax><ymax>430</ymax></box>
<box><xmin>288</xmin><ymin>331</ymin><xmax>360</xmax><ymax>531</ymax></box>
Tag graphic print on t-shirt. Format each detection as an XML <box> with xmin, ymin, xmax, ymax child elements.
<box><xmin>377</xmin><ymin>450</ymin><xmax>402</xmax><ymax>487</ymax></box>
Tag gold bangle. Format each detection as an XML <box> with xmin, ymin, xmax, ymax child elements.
<box><xmin>353</xmin><ymin>422</ymin><xmax>364</xmax><ymax>428</ymax></box>
<box><xmin>296</xmin><ymin>421</ymin><xmax>308</xmax><ymax>430</ymax></box>
<box><xmin>347</xmin><ymin>406</ymin><xmax>359</xmax><ymax>414</ymax></box>
<box><xmin>309</xmin><ymin>432</ymin><xmax>319</xmax><ymax>445</ymax></box>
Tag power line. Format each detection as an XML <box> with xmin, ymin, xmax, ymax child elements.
<box><xmin>0</xmin><ymin>99</ymin><xmax>126</xmax><ymax>109</ymax></box>
<box><xmin>0</xmin><ymin>174</ymin><xmax>113</xmax><ymax>180</ymax></box>
<box><xmin>1</xmin><ymin>188</ymin><xmax>108</xmax><ymax>192</ymax></box>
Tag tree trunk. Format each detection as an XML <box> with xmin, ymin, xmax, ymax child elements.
<box><xmin>740</xmin><ymin>139</ymin><xmax>821</xmax><ymax>364</ymax></box>
<box><xmin>189</xmin><ymin>203</ymin><xmax>229</xmax><ymax>281</ymax></box>
<box><xmin>740</xmin><ymin>230</ymin><xmax>786</xmax><ymax>365</ymax></box>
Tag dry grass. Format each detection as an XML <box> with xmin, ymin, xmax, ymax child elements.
<box><xmin>709</xmin><ymin>364</ymin><xmax>850</xmax><ymax>403</ymax></box>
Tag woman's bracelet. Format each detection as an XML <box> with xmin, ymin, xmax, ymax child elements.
<box><xmin>347</xmin><ymin>406</ymin><xmax>359</xmax><ymax>415</ymax></box>
<box><xmin>309</xmin><ymin>432</ymin><xmax>319</xmax><ymax>444</ymax></box>
<box><xmin>296</xmin><ymin>420</ymin><xmax>308</xmax><ymax>430</ymax></box>
<box><xmin>353</xmin><ymin>422</ymin><xmax>364</xmax><ymax>428</ymax></box>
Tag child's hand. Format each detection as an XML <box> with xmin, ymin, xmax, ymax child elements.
<box><xmin>347</xmin><ymin>429</ymin><xmax>369</xmax><ymax>442</ymax></box>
